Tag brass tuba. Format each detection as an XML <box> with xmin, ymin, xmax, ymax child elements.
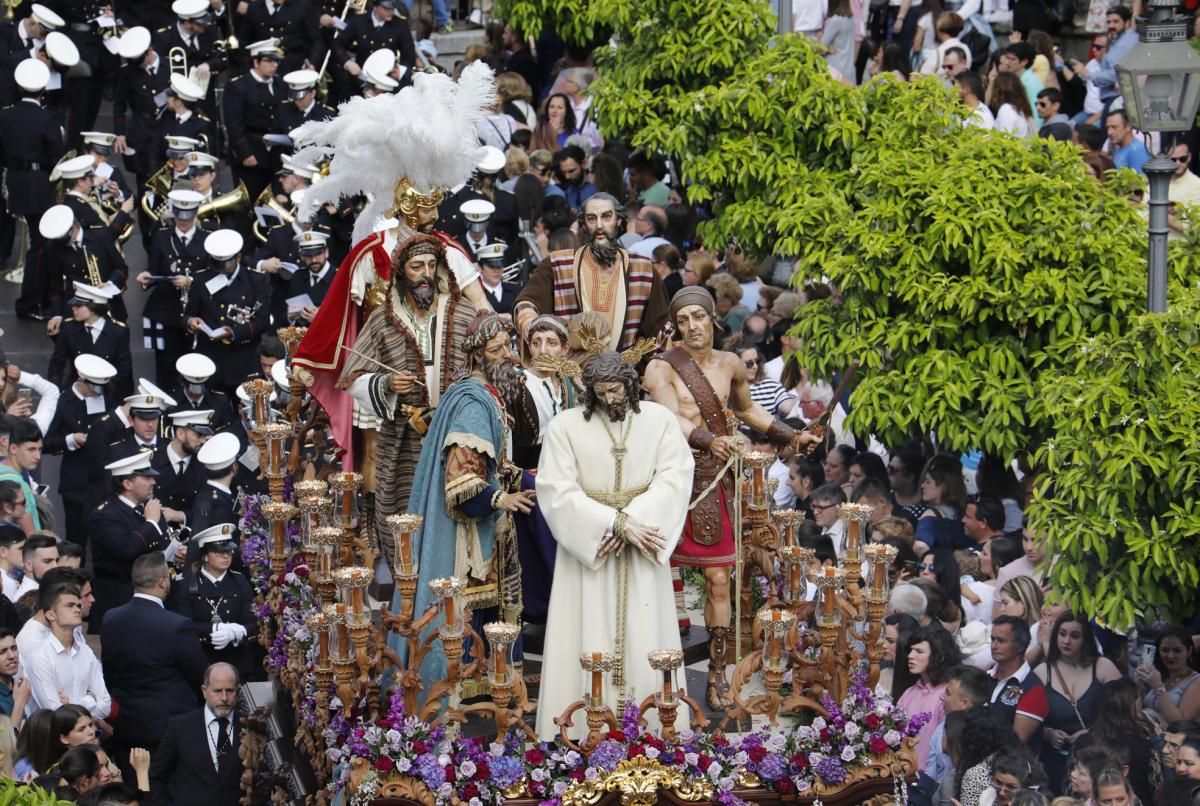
<box><xmin>197</xmin><ymin>181</ymin><xmax>250</xmax><ymax>221</ymax></box>
<box><xmin>140</xmin><ymin>163</ymin><xmax>177</xmax><ymax>223</ymax></box>
<box><xmin>251</xmin><ymin>185</ymin><xmax>295</xmax><ymax>243</ymax></box>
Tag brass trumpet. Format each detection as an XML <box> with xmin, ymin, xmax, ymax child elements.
<box><xmin>168</xmin><ymin>46</ymin><xmax>188</xmax><ymax>78</ymax></box>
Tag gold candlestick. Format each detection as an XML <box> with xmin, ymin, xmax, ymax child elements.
<box><xmin>261</xmin><ymin>502</ymin><xmax>298</xmax><ymax>573</ymax></box>
<box><xmin>385</xmin><ymin>513</ymin><xmax>423</xmax><ymax>578</ymax></box>
<box><xmin>772</xmin><ymin>509</ymin><xmax>804</xmax><ymax>548</ymax></box>
<box><xmin>837</xmin><ymin>502</ymin><xmax>873</xmax><ymax>570</ymax></box>
<box><xmin>240</xmin><ymin>378</ymin><xmax>275</xmax><ymax>426</ymax></box>
<box><xmin>430</xmin><ymin>577</ymin><xmax>466</xmax><ymax>638</ymax></box>
<box><xmin>743</xmin><ymin>451</ymin><xmax>774</xmax><ymax>509</ymax></box>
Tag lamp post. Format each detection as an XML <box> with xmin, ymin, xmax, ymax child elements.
<box><xmin>1115</xmin><ymin>0</ymin><xmax>1200</xmax><ymax>313</ymax></box>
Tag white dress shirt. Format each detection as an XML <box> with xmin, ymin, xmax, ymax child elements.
<box><xmin>27</xmin><ymin>630</ymin><xmax>112</xmax><ymax>719</ymax></box>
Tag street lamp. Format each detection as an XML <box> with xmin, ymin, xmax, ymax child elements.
<box><xmin>1116</xmin><ymin>0</ymin><xmax>1200</xmax><ymax>313</ymax></box>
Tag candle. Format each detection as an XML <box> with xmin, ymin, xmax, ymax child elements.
<box><xmin>399</xmin><ymin>530</ymin><xmax>412</xmax><ymax>575</ymax></box>
<box><xmin>823</xmin><ymin>567</ymin><xmax>836</xmax><ymax>617</ymax></box>
<box><xmin>590</xmin><ymin>651</ymin><xmax>602</xmax><ymax>701</ymax></box>
<box><xmin>443</xmin><ymin>584</ymin><xmax>456</xmax><ymax>627</ymax></box>
<box><xmin>493</xmin><ymin>638</ymin><xmax>507</xmax><ymax>679</ymax></box>
<box><xmin>272</xmin><ymin>519</ymin><xmax>284</xmax><ymax>554</ymax></box>
<box><xmin>847</xmin><ymin>518</ymin><xmax>860</xmax><ymax>551</ymax></box>
<box><xmin>789</xmin><ymin>564</ymin><xmax>802</xmax><ymax>599</ymax></box>
<box><xmin>753</xmin><ymin>467</ymin><xmax>764</xmax><ymax>499</ymax></box>
<box><xmin>269</xmin><ymin>436</ymin><xmax>281</xmax><ymax>472</ymax></box>
<box><xmin>255</xmin><ymin>396</ymin><xmax>266</xmax><ymax>425</ymax></box>
<box><xmin>342</xmin><ymin>489</ymin><xmax>353</xmax><ymax>526</ymax></box>
<box><xmin>871</xmin><ymin>555</ymin><xmax>886</xmax><ymax>592</ymax></box>
<box><xmin>661</xmin><ymin>669</ymin><xmax>673</xmax><ymax>700</ymax></box>
<box><xmin>319</xmin><ymin>624</ymin><xmax>329</xmax><ymax>662</ymax></box>
<box><xmin>335</xmin><ymin>604</ymin><xmax>348</xmax><ymax>654</ymax></box>
<box><xmin>769</xmin><ymin>610</ymin><xmax>782</xmax><ymax>661</ymax></box>
<box><xmin>319</xmin><ymin>550</ymin><xmax>331</xmax><ymax>579</ymax></box>
<box><xmin>351</xmin><ymin>586</ymin><xmax>363</xmax><ymax>615</ymax></box>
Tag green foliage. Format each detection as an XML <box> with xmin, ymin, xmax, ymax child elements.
<box><xmin>0</xmin><ymin>779</ymin><xmax>73</xmax><ymax>806</ymax></box>
<box><xmin>498</xmin><ymin>0</ymin><xmax>1197</xmax><ymax>625</ymax></box>
<box><xmin>1029</xmin><ymin>286</ymin><xmax>1200</xmax><ymax>629</ymax></box>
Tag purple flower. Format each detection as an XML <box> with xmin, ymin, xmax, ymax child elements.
<box><xmin>814</xmin><ymin>755</ymin><xmax>847</xmax><ymax>786</ymax></box>
<box><xmin>589</xmin><ymin>740</ymin><xmax>626</xmax><ymax>772</ymax></box>
<box><xmin>621</xmin><ymin>699</ymin><xmax>641</xmax><ymax>737</ymax></box>
<box><xmin>491</xmin><ymin>755</ymin><xmax>524</xmax><ymax>788</ymax></box>
<box><xmin>415</xmin><ymin>753</ymin><xmax>445</xmax><ymax>789</ymax></box>
<box><xmin>756</xmin><ymin>753</ymin><xmax>788</xmax><ymax>782</ymax></box>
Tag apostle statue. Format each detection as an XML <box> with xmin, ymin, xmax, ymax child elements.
<box><xmin>391</xmin><ymin>312</ymin><xmax>535</xmax><ymax>691</ymax></box>
<box><xmin>513</xmin><ymin>193</ymin><xmax>669</xmax><ymax>352</ymax></box>
<box><xmin>536</xmin><ymin>350</ymin><xmax>694</xmax><ymax>740</ymax></box>
<box><xmin>643</xmin><ymin>287</ymin><xmax>821</xmax><ymax>710</ymax></box>
<box><xmin>290</xmin><ymin>62</ymin><xmax>496</xmax><ymax>472</ymax></box>
<box><xmin>338</xmin><ymin>234</ymin><xmax>477</xmax><ymax>566</ymax></box>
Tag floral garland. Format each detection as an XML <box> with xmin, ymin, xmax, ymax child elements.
<box><xmin>327</xmin><ymin>675</ymin><xmax>927</xmax><ymax>806</ymax></box>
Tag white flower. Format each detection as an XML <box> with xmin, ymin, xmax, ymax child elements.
<box><xmin>812</xmin><ymin>717</ymin><xmax>827</xmax><ymax>731</ymax></box>
<box><xmin>765</xmin><ymin>733</ymin><xmax>787</xmax><ymax>753</ymax></box>
<box><xmin>797</xmin><ymin>726</ymin><xmax>816</xmax><ymax>741</ymax></box>
<box><xmin>438</xmin><ymin>753</ymin><xmax>452</xmax><ymax>767</ymax></box>
<box><xmin>459</xmin><ymin>760</ymin><xmax>476</xmax><ymax>778</ymax></box>
<box><xmin>385</xmin><ymin>729</ymin><xmax>402</xmax><ymax>746</ymax></box>
<box><xmin>884</xmin><ymin>730</ymin><xmax>902</xmax><ymax>747</ymax></box>
<box><xmin>685</xmin><ymin>752</ymin><xmax>700</xmax><ymax>766</ymax></box>
<box><xmin>553</xmin><ymin>781</ymin><xmax>568</xmax><ymax>796</ymax></box>
<box><xmin>645</xmin><ymin>747</ymin><xmax>660</xmax><ymax>760</ymax></box>
<box><xmin>565</xmin><ymin>751</ymin><xmax>582</xmax><ymax>767</ymax></box>
<box><xmin>796</xmin><ymin>778</ymin><xmax>812</xmax><ymax>792</ymax></box>
<box><xmin>531</xmin><ymin>768</ymin><xmax>547</xmax><ymax>783</ymax></box>
<box><xmin>364</xmin><ymin>726</ymin><xmax>383</xmax><ymax>745</ymax></box>
<box><xmin>707</xmin><ymin>762</ymin><xmax>724</xmax><ymax>783</ymax></box>
<box><xmin>733</xmin><ymin>751</ymin><xmax>749</xmax><ymax>767</ymax></box>
<box><xmin>585</xmin><ymin>768</ymin><xmax>599</xmax><ymax>781</ymax></box>
<box><xmin>490</xmin><ymin>742</ymin><xmax>505</xmax><ymax>757</ymax></box>
<box><xmin>394</xmin><ymin>757</ymin><xmax>412</xmax><ymax>774</ymax></box>
<box><xmin>438</xmin><ymin>783</ymin><xmax>453</xmax><ymax>798</ymax></box>
<box><xmin>719</xmin><ymin>776</ymin><xmax>735</xmax><ymax>791</ymax></box>
<box><xmin>841</xmin><ymin>746</ymin><xmax>857</xmax><ymax>762</ymax></box>
<box><xmin>470</xmin><ymin>799</ymin><xmax>482</xmax><ymax>806</ymax></box>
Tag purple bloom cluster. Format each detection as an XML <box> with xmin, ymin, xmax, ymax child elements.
<box><xmin>414</xmin><ymin>753</ymin><xmax>445</xmax><ymax>789</ymax></box>
<box><xmin>813</xmin><ymin>754</ymin><xmax>847</xmax><ymax>785</ymax></box>
<box><xmin>589</xmin><ymin>740</ymin><xmax>627</xmax><ymax>772</ymax></box>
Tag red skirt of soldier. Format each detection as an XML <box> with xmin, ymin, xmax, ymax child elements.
<box><xmin>671</xmin><ymin>484</ymin><xmax>736</xmax><ymax>568</ymax></box>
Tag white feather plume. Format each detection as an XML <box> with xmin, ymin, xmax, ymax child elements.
<box><xmin>291</xmin><ymin>61</ymin><xmax>495</xmax><ymax>243</ymax></box>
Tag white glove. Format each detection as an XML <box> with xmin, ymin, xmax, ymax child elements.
<box><xmin>211</xmin><ymin>624</ymin><xmax>234</xmax><ymax>650</ymax></box>
<box><xmin>227</xmin><ymin>623</ymin><xmax>248</xmax><ymax>644</ymax></box>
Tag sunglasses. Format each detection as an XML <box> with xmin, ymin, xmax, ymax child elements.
<box><xmin>1172</xmin><ymin>155</ymin><xmax>1191</xmax><ymax>164</ymax></box>
<box><xmin>915</xmin><ymin>562</ymin><xmax>935</xmax><ymax>572</ymax></box>
<box><xmin>743</xmin><ymin>359</ymin><xmax>758</xmax><ymax>367</ymax></box>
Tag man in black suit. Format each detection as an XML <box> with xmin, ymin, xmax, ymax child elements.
<box><xmin>1</xmin><ymin>59</ymin><xmax>66</xmax><ymax>319</ymax></box>
<box><xmin>101</xmin><ymin>552</ymin><xmax>208</xmax><ymax>766</ymax></box>
<box><xmin>89</xmin><ymin>447</ymin><xmax>186</xmax><ymax>631</ymax></box>
<box><xmin>184</xmin><ymin>230</ymin><xmax>271</xmax><ymax>394</ymax></box>
<box><xmin>39</xmin><ymin>205</ymin><xmax>131</xmax><ymax>324</ymax></box>
<box><xmin>188</xmin><ymin>432</ymin><xmax>239</xmax><ymax>543</ymax></box>
<box><xmin>475</xmin><ymin>242</ymin><xmax>522</xmax><ymax>315</ymax></box>
<box><xmin>167</xmin><ymin>525</ymin><xmax>256</xmax><ymax>675</ymax></box>
<box><xmin>166</xmin><ymin>353</ymin><xmax>235</xmax><ymax>432</ymax></box>
<box><xmin>46</xmin><ymin>283</ymin><xmax>134</xmax><ymax>397</ymax></box>
<box><xmin>112</xmin><ymin>26</ymin><xmax>170</xmax><ymax>187</ymax></box>
<box><xmin>331</xmin><ymin>0</ymin><xmax>416</xmax><ymax>79</ymax></box>
<box><xmin>155</xmin><ymin>76</ymin><xmax>214</xmax><ymax>164</ymax></box>
<box><xmin>139</xmin><ymin>189</ymin><xmax>210</xmax><ymax>385</ymax></box>
<box><xmin>152</xmin><ymin>409</ymin><xmax>214</xmax><ymax>512</ymax></box>
<box><xmin>284</xmin><ymin>230</ymin><xmax>335</xmax><ymax>324</ymax></box>
<box><xmin>238</xmin><ymin>0</ymin><xmax>321</xmax><ymax>74</ymax></box>
<box><xmin>44</xmin><ymin>354</ymin><xmax>120</xmax><ymax>548</ymax></box>
<box><xmin>276</xmin><ymin>68</ymin><xmax>335</xmax><ymax>133</ymax></box>
<box><xmin>0</xmin><ymin>6</ymin><xmax>65</xmax><ymax>105</ymax></box>
<box><xmin>222</xmin><ymin>39</ymin><xmax>285</xmax><ymax>199</ymax></box>
<box><xmin>148</xmin><ymin>660</ymin><xmax>241</xmax><ymax>806</ymax></box>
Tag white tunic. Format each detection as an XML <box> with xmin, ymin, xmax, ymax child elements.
<box><xmin>535</xmin><ymin>402</ymin><xmax>694</xmax><ymax>740</ymax></box>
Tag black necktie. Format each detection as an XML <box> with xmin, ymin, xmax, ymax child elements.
<box><xmin>216</xmin><ymin>717</ymin><xmax>230</xmax><ymax>761</ymax></box>
<box><xmin>177</xmin><ymin>459</ymin><xmax>186</xmax><ymax>475</ymax></box>
<box><xmin>87</xmin><ymin>325</ymin><xmax>98</xmax><ymax>343</ymax></box>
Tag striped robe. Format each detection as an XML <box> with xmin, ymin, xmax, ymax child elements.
<box><xmin>339</xmin><ymin>287</ymin><xmax>476</xmax><ymax>565</ymax></box>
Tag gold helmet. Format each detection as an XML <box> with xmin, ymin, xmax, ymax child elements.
<box><xmin>390</xmin><ymin>177</ymin><xmax>444</xmax><ymax>225</ymax></box>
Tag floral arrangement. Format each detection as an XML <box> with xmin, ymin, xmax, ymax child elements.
<box><xmin>328</xmin><ymin>675</ymin><xmax>927</xmax><ymax>806</ymax></box>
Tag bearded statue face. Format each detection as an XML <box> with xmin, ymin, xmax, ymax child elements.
<box><xmin>674</xmin><ymin>304</ymin><xmax>715</xmax><ymax>351</ymax></box>
<box><xmin>397</xmin><ymin>251</ymin><xmax>438</xmax><ymax>310</ymax></box>
<box><xmin>478</xmin><ymin>330</ymin><xmax>523</xmax><ymax>405</ymax></box>
<box><xmin>591</xmin><ymin>380</ymin><xmax>629</xmax><ymax>422</ymax></box>
<box><xmin>582</xmin><ymin>197</ymin><xmax>621</xmax><ymax>266</ymax></box>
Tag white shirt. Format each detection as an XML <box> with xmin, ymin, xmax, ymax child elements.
<box><xmin>174</xmin><ymin>226</ymin><xmax>195</xmax><ymax>244</ymax></box>
<box><xmin>15</xmin><ymin>618</ymin><xmax>49</xmax><ymax>678</ymax></box>
<box><xmin>133</xmin><ymin>592</ymin><xmax>165</xmax><ymax>607</ymax></box>
<box><xmin>12</xmin><ymin>575</ymin><xmax>37</xmax><ymax>603</ymax></box>
<box><xmin>966</xmin><ymin>102</ymin><xmax>996</xmax><ymax>130</ymax></box>
<box><xmin>1</xmin><ymin>571</ymin><xmax>17</xmax><ymax>602</ymax></box>
<box><xmin>994</xmin><ymin>104</ymin><xmax>1032</xmax><ymax>139</ymax></box>
<box><xmin>482</xmin><ymin>278</ymin><xmax>503</xmax><ymax>301</ymax></box>
<box><xmin>204</xmin><ymin>705</ymin><xmax>233</xmax><ymax>769</ymax></box>
<box><xmin>523</xmin><ymin>373</ymin><xmax>565</xmax><ymax>441</ymax></box>
<box><xmin>27</xmin><ymin>630</ymin><xmax>112</xmax><ymax>719</ymax></box>
<box><xmin>15</xmin><ymin>370</ymin><xmax>60</xmax><ymax>436</ymax></box>
<box><xmin>167</xmin><ymin>443</ymin><xmax>190</xmax><ymax>475</ymax></box>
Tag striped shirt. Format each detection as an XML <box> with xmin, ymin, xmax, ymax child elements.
<box><xmin>749</xmin><ymin>378</ymin><xmax>795</xmax><ymax>417</ymax></box>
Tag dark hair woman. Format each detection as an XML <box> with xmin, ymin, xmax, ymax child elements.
<box><xmin>895</xmin><ymin>624</ymin><xmax>962</xmax><ymax>769</ymax></box>
<box><xmin>530</xmin><ymin>93</ymin><xmax>577</xmax><ymax>153</ymax></box>
<box><xmin>1035</xmin><ymin>610</ymin><xmax>1123</xmax><ymax>791</ymax></box>
<box><xmin>1137</xmin><ymin>625</ymin><xmax>1200</xmax><ymax>723</ymax></box>
<box><xmin>1074</xmin><ymin>678</ymin><xmax>1160</xmax><ymax>805</ymax></box>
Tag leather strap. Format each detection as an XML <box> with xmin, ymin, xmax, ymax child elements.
<box><xmin>655</xmin><ymin>347</ymin><xmax>728</xmax><ymax>438</ymax></box>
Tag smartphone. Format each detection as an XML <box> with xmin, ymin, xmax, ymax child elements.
<box><xmin>16</xmin><ymin>388</ymin><xmax>32</xmax><ymax>403</ymax></box>
<box><xmin>1139</xmin><ymin>644</ymin><xmax>1157</xmax><ymax>669</ymax></box>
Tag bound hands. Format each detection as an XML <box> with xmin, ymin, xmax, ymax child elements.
<box><xmin>598</xmin><ymin>514</ymin><xmax>666</xmax><ymax>562</ymax></box>
<box><xmin>792</xmin><ymin>429</ymin><xmax>823</xmax><ymax>456</ymax></box>
<box><xmin>709</xmin><ymin>434</ymin><xmax>745</xmax><ymax>462</ymax></box>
